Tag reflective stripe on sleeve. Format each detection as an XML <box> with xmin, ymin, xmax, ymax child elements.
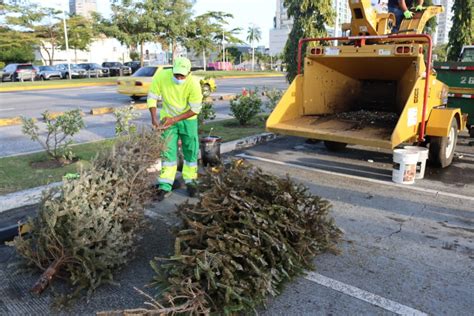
<box><xmin>189</xmin><ymin>102</ymin><xmax>202</xmax><ymax>114</ymax></box>
<box><xmin>147</xmin><ymin>92</ymin><xmax>161</xmax><ymax>100</ymax></box>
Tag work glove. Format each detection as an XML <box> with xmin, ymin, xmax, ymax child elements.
<box><xmin>403</xmin><ymin>10</ymin><xmax>414</xmax><ymax>19</ymax></box>
<box><xmin>415</xmin><ymin>5</ymin><xmax>425</xmax><ymax>11</ymax></box>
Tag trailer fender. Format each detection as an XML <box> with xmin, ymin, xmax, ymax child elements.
<box><xmin>425</xmin><ymin>108</ymin><xmax>462</xmax><ymax>137</ymax></box>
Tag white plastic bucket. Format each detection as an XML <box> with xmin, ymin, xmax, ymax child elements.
<box><xmin>404</xmin><ymin>146</ymin><xmax>429</xmax><ymax>179</ymax></box>
<box><xmin>392</xmin><ymin>149</ymin><xmax>419</xmax><ymax>184</ymax></box>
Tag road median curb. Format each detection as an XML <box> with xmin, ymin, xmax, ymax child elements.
<box><xmin>0</xmin><ymin>81</ymin><xmax>116</xmax><ymax>93</ymax></box>
<box><xmin>0</xmin><ymin>116</ymin><xmax>23</xmax><ymax>127</ymax></box>
<box><xmin>90</xmin><ymin>107</ymin><xmax>114</xmax><ymax>115</ymax></box>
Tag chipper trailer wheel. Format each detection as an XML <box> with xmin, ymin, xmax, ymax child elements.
<box><xmin>429</xmin><ymin>119</ymin><xmax>458</xmax><ymax>168</ymax></box>
<box><xmin>324</xmin><ymin>141</ymin><xmax>348</xmax><ymax>151</ymax></box>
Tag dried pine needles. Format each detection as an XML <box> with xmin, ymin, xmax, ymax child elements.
<box><xmin>8</xmin><ymin>130</ymin><xmax>165</xmax><ymax>299</ymax></box>
<box><xmin>146</xmin><ymin>160</ymin><xmax>342</xmax><ymax>315</ymax></box>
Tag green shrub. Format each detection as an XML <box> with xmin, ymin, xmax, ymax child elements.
<box><xmin>264</xmin><ymin>87</ymin><xmax>284</xmax><ymax>111</ymax></box>
<box><xmin>230</xmin><ymin>88</ymin><xmax>262</xmax><ymax>125</ymax></box>
<box><xmin>0</xmin><ymin>61</ymin><xmax>5</xmax><ymax>69</ymax></box>
<box><xmin>21</xmin><ymin>109</ymin><xmax>85</xmax><ymax>163</ymax></box>
<box><xmin>114</xmin><ymin>105</ymin><xmax>140</xmax><ymax>136</ymax></box>
<box><xmin>198</xmin><ymin>100</ymin><xmax>216</xmax><ymax>125</ymax></box>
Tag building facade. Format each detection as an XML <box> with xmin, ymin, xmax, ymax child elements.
<box><xmin>433</xmin><ymin>0</ymin><xmax>454</xmax><ymax>45</ymax></box>
<box><xmin>69</xmin><ymin>0</ymin><xmax>97</xmax><ymax>19</ymax></box>
<box><xmin>269</xmin><ymin>0</ymin><xmax>353</xmax><ymax>56</ymax></box>
<box><xmin>269</xmin><ymin>0</ymin><xmax>293</xmax><ymax>56</ymax></box>
<box><xmin>327</xmin><ymin>0</ymin><xmax>352</xmax><ymax>37</ymax></box>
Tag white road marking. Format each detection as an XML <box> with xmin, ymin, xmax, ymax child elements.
<box><xmin>236</xmin><ymin>153</ymin><xmax>474</xmax><ymax>202</ymax></box>
<box><xmin>0</xmin><ymin>108</ymin><xmax>14</xmax><ymax>111</ymax></box>
<box><xmin>305</xmin><ymin>272</ymin><xmax>428</xmax><ymax>316</ymax></box>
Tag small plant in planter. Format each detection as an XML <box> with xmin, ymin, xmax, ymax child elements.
<box><xmin>114</xmin><ymin>105</ymin><xmax>140</xmax><ymax>136</ymax></box>
<box><xmin>263</xmin><ymin>87</ymin><xmax>284</xmax><ymax>111</ymax></box>
<box><xmin>230</xmin><ymin>88</ymin><xmax>262</xmax><ymax>126</ymax></box>
<box><xmin>198</xmin><ymin>100</ymin><xmax>216</xmax><ymax>126</ymax></box>
<box><xmin>21</xmin><ymin>109</ymin><xmax>85</xmax><ymax>165</ymax></box>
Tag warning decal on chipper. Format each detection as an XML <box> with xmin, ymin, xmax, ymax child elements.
<box><xmin>378</xmin><ymin>49</ymin><xmax>392</xmax><ymax>56</ymax></box>
<box><xmin>407</xmin><ymin>108</ymin><xmax>418</xmax><ymax>127</ymax></box>
<box><xmin>325</xmin><ymin>48</ymin><xmax>340</xmax><ymax>56</ymax></box>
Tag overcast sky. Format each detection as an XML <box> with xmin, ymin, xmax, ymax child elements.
<box><xmin>31</xmin><ymin>0</ymin><xmax>276</xmax><ymax>47</ymax></box>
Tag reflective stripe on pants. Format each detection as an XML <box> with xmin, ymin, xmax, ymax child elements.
<box><xmin>183</xmin><ymin>160</ymin><xmax>198</xmax><ymax>183</ymax></box>
<box><xmin>158</xmin><ymin>119</ymin><xmax>199</xmax><ymax>191</ymax></box>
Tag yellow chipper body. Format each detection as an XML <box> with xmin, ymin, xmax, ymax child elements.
<box><xmin>267</xmin><ymin>0</ymin><xmax>466</xmax><ymax>167</ymax></box>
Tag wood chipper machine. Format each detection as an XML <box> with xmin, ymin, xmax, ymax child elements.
<box><xmin>266</xmin><ymin>0</ymin><xmax>467</xmax><ymax>167</ymax></box>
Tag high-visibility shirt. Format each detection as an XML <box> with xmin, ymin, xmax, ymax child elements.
<box><xmin>147</xmin><ymin>69</ymin><xmax>202</xmax><ymax>120</ymax></box>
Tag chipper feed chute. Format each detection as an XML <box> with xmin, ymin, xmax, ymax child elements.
<box><xmin>267</xmin><ymin>0</ymin><xmax>465</xmax><ymax>167</ymax></box>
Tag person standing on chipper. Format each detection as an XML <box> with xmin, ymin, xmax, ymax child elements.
<box><xmin>388</xmin><ymin>0</ymin><xmax>425</xmax><ymax>33</ymax></box>
<box><xmin>147</xmin><ymin>57</ymin><xmax>203</xmax><ymax>201</ymax></box>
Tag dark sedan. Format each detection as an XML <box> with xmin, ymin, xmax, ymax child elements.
<box><xmin>102</xmin><ymin>62</ymin><xmax>132</xmax><ymax>76</ymax></box>
<box><xmin>124</xmin><ymin>61</ymin><xmax>141</xmax><ymax>74</ymax></box>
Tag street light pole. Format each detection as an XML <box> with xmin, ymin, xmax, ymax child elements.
<box><xmin>58</xmin><ymin>2</ymin><xmax>72</xmax><ymax>80</ymax></box>
<box><xmin>222</xmin><ymin>30</ymin><xmax>226</xmax><ymax>70</ymax></box>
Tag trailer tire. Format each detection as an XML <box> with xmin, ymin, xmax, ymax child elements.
<box><xmin>324</xmin><ymin>141</ymin><xmax>347</xmax><ymax>151</ymax></box>
<box><xmin>429</xmin><ymin>119</ymin><xmax>458</xmax><ymax>168</ymax></box>
<box><xmin>469</xmin><ymin>126</ymin><xmax>474</xmax><ymax>138</ymax></box>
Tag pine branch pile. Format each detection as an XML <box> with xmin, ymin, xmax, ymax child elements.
<box><xmin>148</xmin><ymin>160</ymin><xmax>342</xmax><ymax>315</ymax></box>
<box><xmin>8</xmin><ymin>131</ymin><xmax>165</xmax><ymax>298</ymax></box>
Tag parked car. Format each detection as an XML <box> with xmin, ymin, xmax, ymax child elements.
<box><xmin>36</xmin><ymin>66</ymin><xmax>62</xmax><ymax>80</ymax></box>
<box><xmin>77</xmin><ymin>63</ymin><xmax>110</xmax><ymax>77</ymax></box>
<box><xmin>117</xmin><ymin>66</ymin><xmax>217</xmax><ymax>101</ymax></box>
<box><xmin>55</xmin><ymin>64</ymin><xmax>87</xmax><ymax>79</ymax></box>
<box><xmin>102</xmin><ymin>62</ymin><xmax>132</xmax><ymax>76</ymax></box>
<box><xmin>1</xmin><ymin>63</ymin><xmax>37</xmax><ymax>82</ymax></box>
<box><xmin>123</xmin><ymin>61</ymin><xmax>141</xmax><ymax>74</ymax></box>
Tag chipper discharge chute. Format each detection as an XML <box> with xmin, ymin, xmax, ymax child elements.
<box><xmin>267</xmin><ymin>0</ymin><xmax>466</xmax><ymax>167</ymax></box>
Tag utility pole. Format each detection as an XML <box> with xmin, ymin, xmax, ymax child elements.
<box><xmin>222</xmin><ymin>30</ymin><xmax>226</xmax><ymax>70</ymax></box>
<box><xmin>54</xmin><ymin>1</ymin><xmax>71</xmax><ymax>79</ymax></box>
<box><xmin>62</xmin><ymin>11</ymin><xmax>72</xmax><ymax>80</ymax></box>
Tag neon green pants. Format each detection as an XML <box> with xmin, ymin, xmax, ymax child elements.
<box><xmin>159</xmin><ymin>119</ymin><xmax>199</xmax><ymax>192</ymax></box>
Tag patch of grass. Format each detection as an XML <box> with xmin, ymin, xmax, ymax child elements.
<box><xmin>200</xmin><ymin>117</ymin><xmax>266</xmax><ymax>142</ymax></box>
<box><xmin>0</xmin><ymin>119</ymin><xmax>267</xmax><ymax>195</ymax></box>
<box><xmin>194</xmin><ymin>70</ymin><xmax>283</xmax><ymax>78</ymax></box>
<box><xmin>0</xmin><ymin>139</ymin><xmax>115</xmax><ymax>195</ymax></box>
<box><xmin>0</xmin><ymin>77</ymin><xmax>117</xmax><ymax>88</ymax></box>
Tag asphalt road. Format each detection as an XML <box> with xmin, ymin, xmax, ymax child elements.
<box><xmin>1</xmin><ymin>136</ymin><xmax>472</xmax><ymax>315</ymax></box>
<box><xmin>0</xmin><ymin>77</ymin><xmax>288</xmax><ymax>118</ymax></box>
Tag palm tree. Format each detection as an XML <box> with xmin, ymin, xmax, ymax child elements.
<box><xmin>246</xmin><ymin>25</ymin><xmax>261</xmax><ymax>71</ymax></box>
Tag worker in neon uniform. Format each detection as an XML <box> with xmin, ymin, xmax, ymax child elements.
<box><xmin>147</xmin><ymin>57</ymin><xmax>202</xmax><ymax>201</ymax></box>
<box><xmin>388</xmin><ymin>0</ymin><xmax>424</xmax><ymax>33</ymax></box>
